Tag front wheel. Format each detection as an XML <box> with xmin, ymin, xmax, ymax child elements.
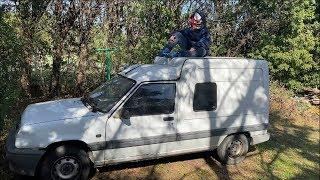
<box><xmin>39</xmin><ymin>145</ymin><xmax>91</xmax><ymax>180</ymax></box>
<box><xmin>217</xmin><ymin>134</ymin><xmax>249</xmax><ymax>165</ymax></box>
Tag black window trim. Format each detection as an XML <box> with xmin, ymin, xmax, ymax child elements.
<box><xmin>105</xmin><ymin>75</ymin><xmax>137</xmax><ymax>117</ymax></box>
<box><xmin>120</xmin><ymin>81</ymin><xmax>177</xmax><ymax>117</ymax></box>
<box><xmin>89</xmin><ymin>74</ymin><xmax>137</xmax><ymax>113</ymax></box>
<box><xmin>193</xmin><ymin>82</ymin><xmax>217</xmax><ymax>112</ymax></box>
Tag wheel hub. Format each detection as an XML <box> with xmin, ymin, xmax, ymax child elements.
<box><xmin>52</xmin><ymin>157</ymin><xmax>80</xmax><ymax>179</ymax></box>
<box><xmin>60</xmin><ymin>162</ymin><xmax>74</xmax><ymax>175</ymax></box>
<box><xmin>228</xmin><ymin>140</ymin><xmax>243</xmax><ymax>157</ymax></box>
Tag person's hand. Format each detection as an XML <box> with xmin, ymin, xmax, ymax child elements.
<box><xmin>190</xmin><ymin>47</ymin><xmax>196</xmax><ymax>52</ymax></box>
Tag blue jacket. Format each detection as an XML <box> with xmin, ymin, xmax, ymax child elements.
<box><xmin>180</xmin><ymin>27</ymin><xmax>211</xmax><ymax>50</ymax></box>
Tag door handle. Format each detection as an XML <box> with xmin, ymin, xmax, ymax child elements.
<box><xmin>163</xmin><ymin>116</ymin><xmax>174</xmax><ymax>121</ymax></box>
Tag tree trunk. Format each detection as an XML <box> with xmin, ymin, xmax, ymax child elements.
<box><xmin>20</xmin><ymin>22</ymin><xmax>33</xmax><ymax>97</ymax></box>
<box><xmin>20</xmin><ymin>57</ymin><xmax>32</xmax><ymax>97</ymax></box>
<box><xmin>50</xmin><ymin>0</ymin><xmax>63</xmax><ymax>97</ymax></box>
<box><xmin>75</xmin><ymin>43</ymin><xmax>88</xmax><ymax>96</ymax></box>
<box><xmin>74</xmin><ymin>1</ymin><xmax>101</xmax><ymax>96</ymax></box>
<box><xmin>50</xmin><ymin>42</ymin><xmax>63</xmax><ymax>97</ymax></box>
<box><xmin>214</xmin><ymin>0</ymin><xmax>225</xmax><ymax>49</ymax></box>
<box><xmin>107</xmin><ymin>1</ymin><xmax>123</xmax><ymax>45</ymax></box>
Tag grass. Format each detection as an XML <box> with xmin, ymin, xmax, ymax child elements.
<box><xmin>0</xmin><ymin>82</ymin><xmax>319</xmax><ymax>179</ymax></box>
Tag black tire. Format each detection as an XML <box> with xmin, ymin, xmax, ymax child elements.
<box><xmin>217</xmin><ymin>134</ymin><xmax>249</xmax><ymax>165</ymax></box>
<box><xmin>39</xmin><ymin>145</ymin><xmax>91</xmax><ymax>180</ymax></box>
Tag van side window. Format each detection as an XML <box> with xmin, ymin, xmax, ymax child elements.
<box><xmin>193</xmin><ymin>82</ymin><xmax>217</xmax><ymax>111</ymax></box>
<box><xmin>123</xmin><ymin>83</ymin><xmax>176</xmax><ymax>116</ymax></box>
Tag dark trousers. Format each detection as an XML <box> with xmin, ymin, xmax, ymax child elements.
<box><xmin>159</xmin><ymin>32</ymin><xmax>207</xmax><ymax>58</ymax></box>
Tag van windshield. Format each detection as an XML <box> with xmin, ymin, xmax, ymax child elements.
<box><xmin>88</xmin><ymin>75</ymin><xmax>135</xmax><ymax>113</ymax></box>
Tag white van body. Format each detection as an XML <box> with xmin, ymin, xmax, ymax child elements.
<box><xmin>6</xmin><ymin>57</ymin><xmax>270</xmax><ymax>176</ymax></box>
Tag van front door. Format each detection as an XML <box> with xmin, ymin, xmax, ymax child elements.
<box><xmin>104</xmin><ymin>82</ymin><xmax>177</xmax><ymax>163</ymax></box>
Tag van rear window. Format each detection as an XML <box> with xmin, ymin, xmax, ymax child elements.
<box><xmin>193</xmin><ymin>82</ymin><xmax>217</xmax><ymax>111</ymax></box>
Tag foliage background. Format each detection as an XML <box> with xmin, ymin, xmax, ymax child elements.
<box><xmin>0</xmin><ymin>0</ymin><xmax>319</xmax><ymax>129</ymax></box>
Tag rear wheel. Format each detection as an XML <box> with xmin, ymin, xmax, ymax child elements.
<box><xmin>217</xmin><ymin>134</ymin><xmax>249</xmax><ymax>165</ymax></box>
<box><xmin>39</xmin><ymin>145</ymin><xmax>91</xmax><ymax>180</ymax></box>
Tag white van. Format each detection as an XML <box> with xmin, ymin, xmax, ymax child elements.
<box><xmin>6</xmin><ymin>57</ymin><xmax>270</xmax><ymax>179</ymax></box>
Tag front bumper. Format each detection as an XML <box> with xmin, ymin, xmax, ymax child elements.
<box><xmin>5</xmin><ymin>129</ymin><xmax>45</xmax><ymax>176</ymax></box>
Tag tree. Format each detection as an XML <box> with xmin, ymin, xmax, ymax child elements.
<box><xmin>50</xmin><ymin>0</ymin><xmax>80</xmax><ymax>97</ymax></box>
<box><xmin>0</xmin><ymin>5</ymin><xmax>23</xmax><ymax>130</ymax></box>
<box><xmin>75</xmin><ymin>0</ymin><xmax>103</xmax><ymax>95</ymax></box>
<box><xmin>15</xmin><ymin>0</ymin><xmax>50</xmax><ymax>97</ymax></box>
<box><xmin>248</xmin><ymin>0</ymin><xmax>319</xmax><ymax>90</ymax></box>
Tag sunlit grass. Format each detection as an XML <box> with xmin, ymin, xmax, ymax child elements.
<box><xmin>0</xmin><ymin>82</ymin><xmax>319</xmax><ymax>179</ymax></box>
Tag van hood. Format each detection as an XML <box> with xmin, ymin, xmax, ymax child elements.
<box><xmin>21</xmin><ymin>98</ymin><xmax>96</xmax><ymax>125</ymax></box>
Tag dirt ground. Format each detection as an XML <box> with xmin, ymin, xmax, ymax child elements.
<box><xmin>1</xmin><ymin>85</ymin><xmax>319</xmax><ymax>180</ymax></box>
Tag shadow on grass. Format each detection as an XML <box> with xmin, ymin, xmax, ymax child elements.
<box><xmin>94</xmin><ymin>151</ymin><xmax>221</xmax><ymax>179</ymax></box>
<box><xmin>94</xmin><ymin>109</ymin><xmax>319</xmax><ymax>179</ymax></box>
<box><xmin>0</xmin><ymin>104</ymin><xmax>319</xmax><ymax>180</ymax></box>
<box><xmin>256</xmin><ymin>110</ymin><xmax>319</xmax><ymax>179</ymax></box>
<box><xmin>93</xmin><ymin>147</ymin><xmax>260</xmax><ymax>179</ymax></box>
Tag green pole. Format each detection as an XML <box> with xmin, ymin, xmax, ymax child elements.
<box><xmin>96</xmin><ymin>48</ymin><xmax>117</xmax><ymax>80</ymax></box>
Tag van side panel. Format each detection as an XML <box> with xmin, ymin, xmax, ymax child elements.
<box><xmin>173</xmin><ymin>60</ymin><xmax>269</xmax><ymax>153</ymax></box>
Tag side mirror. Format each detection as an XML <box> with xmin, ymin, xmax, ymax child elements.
<box><xmin>113</xmin><ymin>108</ymin><xmax>130</xmax><ymax>119</ymax></box>
<box><xmin>121</xmin><ymin>108</ymin><xmax>130</xmax><ymax>119</ymax></box>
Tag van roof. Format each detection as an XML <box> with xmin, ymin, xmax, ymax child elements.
<box><xmin>119</xmin><ymin>57</ymin><xmax>268</xmax><ymax>83</ymax></box>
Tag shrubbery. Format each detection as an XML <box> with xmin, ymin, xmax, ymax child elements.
<box><xmin>0</xmin><ymin>0</ymin><xmax>319</xmax><ymax>130</ymax></box>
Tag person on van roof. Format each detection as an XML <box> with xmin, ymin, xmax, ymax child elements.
<box><xmin>158</xmin><ymin>11</ymin><xmax>211</xmax><ymax>58</ymax></box>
